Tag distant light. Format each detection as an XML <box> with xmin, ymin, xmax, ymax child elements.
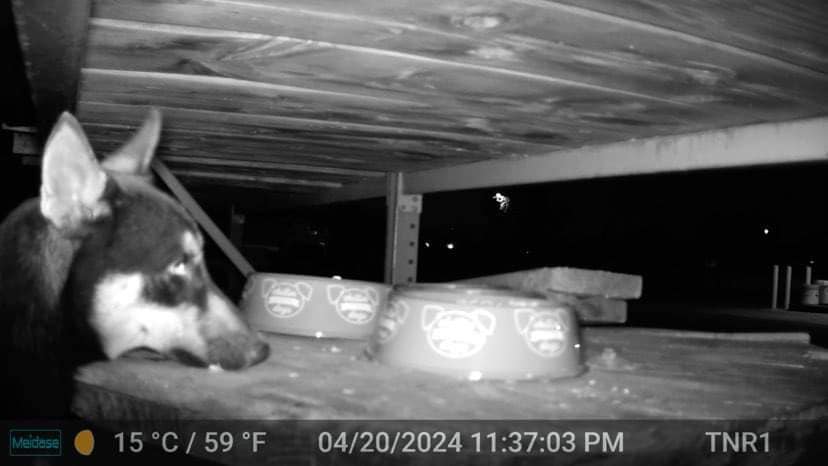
<box><xmin>425</xmin><ymin>242</ymin><xmax>430</xmax><ymax>248</ymax></box>
<box><xmin>493</xmin><ymin>192</ymin><xmax>510</xmax><ymax>212</ymax></box>
<box><xmin>332</xmin><ymin>275</ymin><xmax>342</xmax><ymax>280</ymax></box>
<box><xmin>447</xmin><ymin>243</ymin><xmax>455</xmax><ymax>250</ymax></box>
<box><xmin>763</xmin><ymin>228</ymin><xmax>769</xmax><ymax>235</ymax></box>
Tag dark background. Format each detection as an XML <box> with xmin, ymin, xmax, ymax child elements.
<box><xmin>243</xmin><ymin>164</ymin><xmax>828</xmax><ymax>311</ymax></box>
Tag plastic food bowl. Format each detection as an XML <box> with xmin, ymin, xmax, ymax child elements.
<box><xmin>367</xmin><ymin>284</ymin><xmax>584</xmax><ymax>380</ymax></box>
<box><xmin>241</xmin><ymin>273</ymin><xmax>391</xmax><ymax>339</ymax></box>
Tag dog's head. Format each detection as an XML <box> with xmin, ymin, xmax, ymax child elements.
<box><xmin>40</xmin><ymin>109</ymin><xmax>269</xmax><ymax>370</ymax></box>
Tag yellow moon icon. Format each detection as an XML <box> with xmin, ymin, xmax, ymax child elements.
<box><xmin>74</xmin><ymin>429</ymin><xmax>95</xmax><ymax>456</ymax></box>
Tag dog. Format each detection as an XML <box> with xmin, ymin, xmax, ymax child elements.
<box><xmin>0</xmin><ymin>109</ymin><xmax>269</xmax><ymax>419</ymax></box>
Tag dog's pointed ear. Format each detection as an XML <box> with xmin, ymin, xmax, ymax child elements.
<box><xmin>40</xmin><ymin>112</ymin><xmax>110</xmax><ymax>230</ymax></box>
<box><xmin>101</xmin><ymin>108</ymin><xmax>161</xmax><ymax>176</ymax></box>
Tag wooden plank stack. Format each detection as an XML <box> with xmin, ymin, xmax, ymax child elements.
<box><xmin>457</xmin><ymin>267</ymin><xmax>643</xmax><ymax>324</ymax></box>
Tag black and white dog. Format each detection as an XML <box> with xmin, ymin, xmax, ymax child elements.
<box><xmin>0</xmin><ymin>109</ymin><xmax>269</xmax><ymax>418</ymax></box>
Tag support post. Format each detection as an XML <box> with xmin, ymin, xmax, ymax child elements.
<box><xmin>784</xmin><ymin>265</ymin><xmax>792</xmax><ymax>310</ymax></box>
<box><xmin>771</xmin><ymin>265</ymin><xmax>779</xmax><ymax>309</ymax></box>
<box><xmin>384</xmin><ymin>172</ymin><xmax>421</xmax><ymax>285</ymax></box>
<box><xmin>152</xmin><ymin>160</ymin><xmax>256</xmax><ymax>278</ymax></box>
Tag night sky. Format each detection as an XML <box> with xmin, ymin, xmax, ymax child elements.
<box><xmin>231</xmin><ymin>162</ymin><xmax>828</xmax><ymax>311</ymax></box>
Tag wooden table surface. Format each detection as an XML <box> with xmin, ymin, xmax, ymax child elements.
<box><xmin>73</xmin><ymin>327</ymin><xmax>828</xmax><ymax>421</ymax></box>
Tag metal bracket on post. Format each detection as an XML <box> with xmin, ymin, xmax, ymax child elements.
<box><xmin>384</xmin><ymin>172</ymin><xmax>421</xmax><ymax>285</ymax></box>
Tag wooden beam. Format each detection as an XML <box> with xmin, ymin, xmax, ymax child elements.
<box><xmin>151</xmin><ymin>160</ymin><xmax>256</xmax><ymax>277</ymax></box>
<box><xmin>291</xmin><ymin>178</ymin><xmax>387</xmax><ymax>206</ymax></box>
<box><xmin>78</xmin><ymin>102</ymin><xmax>562</xmax><ymax>158</ymax></box>
<box><xmin>11</xmin><ymin>0</ymin><xmax>91</xmax><ymax>137</ymax></box>
<box><xmin>293</xmin><ymin>117</ymin><xmax>828</xmax><ymax>205</ymax></box>
<box><xmin>169</xmin><ymin>169</ymin><xmax>344</xmax><ymax>189</ymax></box>
<box><xmin>404</xmin><ymin>117</ymin><xmax>828</xmax><ymax>194</ymax></box>
<box><xmin>4</xmin><ymin>128</ymin><xmax>372</xmax><ymax>186</ymax></box>
<box><xmin>160</xmin><ymin>155</ymin><xmax>384</xmax><ymax>178</ymax></box>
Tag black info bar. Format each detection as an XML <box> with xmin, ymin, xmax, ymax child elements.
<box><xmin>4</xmin><ymin>419</ymin><xmax>826</xmax><ymax>465</ymax></box>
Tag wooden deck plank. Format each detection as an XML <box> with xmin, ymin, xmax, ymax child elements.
<box><xmin>75</xmin><ymin>8</ymin><xmax>828</xmax><ymax>173</ymax></box>
<box><xmin>79</xmin><ymin>69</ymin><xmax>626</xmax><ymax>146</ymax></box>
<box><xmin>90</xmin><ymin>0</ymin><xmax>828</xmax><ymax>99</ymax></box>
<box><xmin>83</xmin><ymin>125</ymin><xmax>486</xmax><ymax>172</ymax></box>
<box><xmin>551</xmin><ymin>0</ymin><xmax>828</xmax><ymax>72</ymax></box>
<box><xmin>83</xmin><ymin>18</ymin><xmax>812</xmax><ymax>140</ymax></box>
<box><xmin>74</xmin><ymin>327</ymin><xmax>828</xmax><ymax>421</ymax></box>
<box><xmin>77</xmin><ymin>102</ymin><xmax>564</xmax><ymax>160</ymax></box>
<box><xmin>161</xmin><ymin>155</ymin><xmax>385</xmax><ymax>179</ymax></box>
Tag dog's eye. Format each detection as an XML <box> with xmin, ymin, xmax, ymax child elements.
<box><xmin>167</xmin><ymin>256</ymin><xmax>189</xmax><ymax>276</ymax></box>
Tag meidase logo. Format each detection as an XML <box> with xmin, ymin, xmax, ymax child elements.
<box><xmin>514</xmin><ymin>308</ymin><xmax>570</xmax><ymax>357</ymax></box>
<box><xmin>9</xmin><ymin>430</ymin><xmax>62</xmax><ymax>456</ymax></box>
<box><xmin>421</xmin><ymin>305</ymin><xmax>496</xmax><ymax>359</ymax></box>
<box><xmin>327</xmin><ymin>285</ymin><xmax>380</xmax><ymax>325</ymax></box>
<box><xmin>375</xmin><ymin>299</ymin><xmax>409</xmax><ymax>343</ymax></box>
<box><xmin>261</xmin><ymin>279</ymin><xmax>313</xmax><ymax>318</ymax></box>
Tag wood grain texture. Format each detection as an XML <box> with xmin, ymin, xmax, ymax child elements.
<box><xmin>74</xmin><ymin>326</ymin><xmax>828</xmax><ymax>420</ymax></box>
<box><xmin>79</xmin><ymin>69</ymin><xmax>621</xmax><ymax>145</ymax></box>
<box><xmin>177</xmin><ymin>176</ymin><xmax>332</xmax><ymax>195</ymax></box>
<box><xmin>458</xmin><ymin>267</ymin><xmax>639</xmax><ymax>323</ymax></box>
<box><xmin>545</xmin><ymin>292</ymin><xmax>627</xmax><ymax>324</ymax></box>
<box><xmin>90</xmin><ymin>0</ymin><xmax>828</xmax><ymax>99</ymax></box>
<box><xmin>80</xmin><ymin>17</ymin><xmax>824</xmax><ymax>136</ymax></box>
<box><xmin>170</xmin><ymin>168</ymin><xmax>344</xmax><ymax>188</ymax></box>
<box><xmin>78</xmin><ymin>101</ymin><xmax>561</xmax><ymax>157</ymax></box>
<box><xmin>459</xmin><ymin>267</ymin><xmax>643</xmax><ymax>299</ymax></box>
<box><xmin>70</xmin><ymin>0</ymin><xmax>828</xmax><ymax>190</ymax></box>
<box><xmin>81</xmin><ymin>15</ymin><xmax>825</xmax><ymax>130</ymax></box>
<box><xmin>551</xmin><ymin>0</ymin><xmax>828</xmax><ymax>73</ymax></box>
<box><xmin>84</xmin><ymin>123</ymin><xmax>492</xmax><ymax>172</ymax></box>
<box><xmin>161</xmin><ymin>155</ymin><xmax>384</xmax><ymax>178</ymax></box>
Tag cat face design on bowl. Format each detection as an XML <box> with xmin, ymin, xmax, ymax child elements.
<box><xmin>421</xmin><ymin>305</ymin><xmax>496</xmax><ymax>359</ymax></box>
<box><xmin>261</xmin><ymin>279</ymin><xmax>313</xmax><ymax>318</ymax></box>
<box><xmin>327</xmin><ymin>285</ymin><xmax>380</xmax><ymax>325</ymax></box>
<box><xmin>514</xmin><ymin>308</ymin><xmax>570</xmax><ymax>357</ymax></box>
<box><xmin>375</xmin><ymin>299</ymin><xmax>409</xmax><ymax>343</ymax></box>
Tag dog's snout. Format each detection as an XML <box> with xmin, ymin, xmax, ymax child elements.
<box><xmin>248</xmin><ymin>339</ymin><xmax>270</xmax><ymax>366</ymax></box>
<box><xmin>206</xmin><ymin>332</ymin><xmax>270</xmax><ymax>370</ymax></box>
